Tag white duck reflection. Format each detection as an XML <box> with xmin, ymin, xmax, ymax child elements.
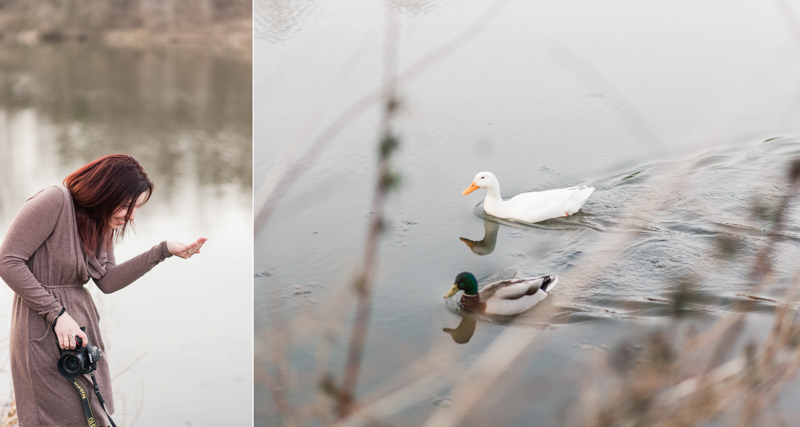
<box><xmin>459</xmin><ymin>220</ymin><xmax>500</xmax><ymax>256</ymax></box>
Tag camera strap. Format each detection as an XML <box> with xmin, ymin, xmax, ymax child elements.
<box><xmin>90</xmin><ymin>372</ymin><xmax>117</xmax><ymax>427</ymax></box>
<box><xmin>53</xmin><ymin>328</ymin><xmax>117</xmax><ymax>427</ymax></box>
<box><xmin>67</xmin><ymin>376</ymin><xmax>99</xmax><ymax>427</ymax></box>
<box><xmin>65</xmin><ymin>375</ymin><xmax>117</xmax><ymax>427</ymax></box>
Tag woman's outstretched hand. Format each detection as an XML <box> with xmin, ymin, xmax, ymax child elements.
<box><xmin>54</xmin><ymin>312</ymin><xmax>89</xmax><ymax>350</ymax></box>
<box><xmin>167</xmin><ymin>237</ymin><xmax>207</xmax><ymax>259</ymax></box>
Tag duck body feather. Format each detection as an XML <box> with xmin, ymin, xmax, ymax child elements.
<box><xmin>464</xmin><ymin>171</ymin><xmax>594</xmax><ymax>223</ymax></box>
<box><xmin>446</xmin><ymin>273</ymin><xmax>559</xmax><ymax>316</ymax></box>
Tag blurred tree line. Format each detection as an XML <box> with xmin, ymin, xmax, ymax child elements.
<box><xmin>0</xmin><ymin>0</ymin><xmax>251</xmax><ymax>43</ymax></box>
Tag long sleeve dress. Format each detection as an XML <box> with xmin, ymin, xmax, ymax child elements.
<box><xmin>0</xmin><ymin>186</ymin><xmax>172</xmax><ymax>427</ymax></box>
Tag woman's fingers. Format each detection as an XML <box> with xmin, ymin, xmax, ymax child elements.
<box><xmin>191</xmin><ymin>239</ymin><xmax>206</xmax><ymax>255</ymax></box>
<box><xmin>190</xmin><ymin>238</ymin><xmax>207</xmax><ymax>254</ymax></box>
<box><xmin>182</xmin><ymin>238</ymin><xmax>207</xmax><ymax>258</ymax></box>
<box><xmin>182</xmin><ymin>243</ymin><xmax>195</xmax><ymax>258</ymax></box>
<box><xmin>61</xmin><ymin>329</ymin><xmax>89</xmax><ymax>350</ymax></box>
<box><xmin>54</xmin><ymin>312</ymin><xmax>90</xmax><ymax>349</ymax></box>
<box><xmin>76</xmin><ymin>329</ymin><xmax>89</xmax><ymax>348</ymax></box>
<box><xmin>168</xmin><ymin>238</ymin><xmax>207</xmax><ymax>259</ymax></box>
<box><xmin>62</xmin><ymin>333</ymin><xmax>74</xmax><ymax>350</ymax></box>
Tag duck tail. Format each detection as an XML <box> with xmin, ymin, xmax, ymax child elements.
<box><xmin>540</xmin><ymin>275</ymin><xmax>559</xmax><ymax>293</ymax></box>
<box><xmin>565</xmin><ymin>186</ymin><xmax>594</xmax><ymax>214</ymax></box>
<box><xmin>575</xmin><ymin>185</ymin><xmax>595</xmax><ymax>201</ymax></box>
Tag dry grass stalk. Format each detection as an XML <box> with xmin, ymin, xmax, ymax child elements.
<box><xmin>420</xmin><ymin>327</ymin><xmax>543</xmax><ymax>427</ymax></box>
<box><xmin>328</xmin><ymin>2</ymin><xmax>402</xmax><ymax>418</ymax></box>
<box><xmin>259</xmin><ymin>0</ymin><xmax>520</xmax><ymax>422</ymax></box>
<box><xmin>258</xmin><ymin>2</ymin><xmax>800</xmax><ymax>426</ymax></box>
<box><xmin>569</xmin><ymin>164</ymin><xmax>800</xmax><ymax>427</ymax></box>
<box><xmin>1</xmin><ymin>398</ymin><xmax>16</xmax><ymax>427</ymax></box>
<box><xmin>576</xmin><ymin>292</ymin><xmax>800</xmax><ymax>427</ymax></box>
<box><xmin>327</xmin><ymin>346</ymin><xmax>464</xmax><ymax>427</ymax></box>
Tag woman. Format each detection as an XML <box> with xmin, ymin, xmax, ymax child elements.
<box><xmin>0</xmin><ymin>154</ymin><xmax>206</xmax><ymax>426</ymax></box>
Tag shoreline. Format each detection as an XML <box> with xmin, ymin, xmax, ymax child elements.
<box><xmin>0</xmin><ymin>22</ymin><xmax>251</xmax><ymax>55</ymax></box>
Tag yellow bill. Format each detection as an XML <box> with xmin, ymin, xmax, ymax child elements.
<box><xmin>462</xmin><ymin>181</ymin><xmax>479</xmax><ymax>195</ymax></box>
<box><xmin>459</xmin><ymin>237</ymin><xmax>477</xmax><ymax>249</ymax></box>
<box><xmin>444</xmin><ymin>284</ymin><xmax>460</xmax><ymax>299</ymax></box>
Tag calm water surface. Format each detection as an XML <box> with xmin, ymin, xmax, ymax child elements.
<box><xmin>0</xmin><ymin>43</ymin><xmax>252</xmax><ymax>425</ymax></box>
<box><xmin>256</xmin><ymin>1</ymin><xmax>800</xmax><ymax>425</ymax></box>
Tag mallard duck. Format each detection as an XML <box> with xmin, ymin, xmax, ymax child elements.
<box><xmin>462</xmin><ymin>171</ymin><xmax>594</xmax><ymax>223</ymax></box>
<box><xmin>444</xmin><ymin>272</ymin><xmax>558</xmax><ymax>316</ymax></box>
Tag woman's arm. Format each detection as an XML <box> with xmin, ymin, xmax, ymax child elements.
<box><xmin>93</xmin><ymin>241</ymin><xmax>173</xmax><ymax>294</ymax></box>
<box><xmin>93</xmin><ymin>237</ymin><xmax>206</xmax><ymax>293</ymax></box>
<box><xmin>0</xmin><ymin>187</ymin><xmax>66</xmax><ymax>325</ymax></box>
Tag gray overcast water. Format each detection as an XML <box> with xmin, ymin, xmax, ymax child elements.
<box><xmin>255</xmin><ymin>1</ymin><xmax>800</xmax><ymax>425</ymax></box>
<box><xmin>0</xmin><ymin>43</ymin><xmax>252</xmax><ymax>426</ymax></box>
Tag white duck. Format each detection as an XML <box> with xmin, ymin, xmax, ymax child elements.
<box><xmin>462</xmin><ymin>171</ymin><xmax>594</xmax><ymax>224</ymax></box>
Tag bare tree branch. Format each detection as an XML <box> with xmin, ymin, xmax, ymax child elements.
<box><xmin>255</xmin><ymin>0</ymin><xmax>518</xmax><ymax>234</ymax></box>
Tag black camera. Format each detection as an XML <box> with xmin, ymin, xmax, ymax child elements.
<box><xmin>57</xmin><ymin>327</ymin><xmax>103</xmax><ymax>378</ymax></box>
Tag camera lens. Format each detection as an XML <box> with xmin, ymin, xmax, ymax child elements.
<box><xmin>58</xmin><ymin>353</ymin><xmax>85</xmax><ymax>378</ymax></box>
<box><xmin>65</xmin><ymin>356</ymin><xmax>80</xmax><ymax>371</ymax></box>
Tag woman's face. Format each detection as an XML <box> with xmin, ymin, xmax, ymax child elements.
<box><xmin>109</xmin><ymin>192</ymin><xmax>147</xmax><ymax>230</ymax></box>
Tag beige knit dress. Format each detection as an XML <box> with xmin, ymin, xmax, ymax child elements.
<box><xmin>0</xmin><ymin>186</ymin><xmax>172</xmax><ymax>427</ymax></box>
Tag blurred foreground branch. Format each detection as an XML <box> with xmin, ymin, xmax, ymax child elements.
<box><xmin>254</xmin><ymin>0</ymin><xmax>516</xmax><ymax>234</ymax></box>
<box><xmin>329</xmin><ymin>4</ymin><xmax>402</xmax><ymax>418</ymax></box>
<box><xmin>572</xmin><ymin>160</ymin><xmax>800</xmax><ymax>427</ymax></box>
<box><xmin>258</xmin><ymin>1</ymin><xmax>800</xmax><ymax>425</ymax></box>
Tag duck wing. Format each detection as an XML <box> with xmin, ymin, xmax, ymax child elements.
<box><xmin>502</xmin><ymin>187</ymin><xmax>593</xmax><ymax>223</ymax></box>
<box><xmin>481</xmin><ymin>277</ymin><xmax>547</xmax><ymax>300</ymax></box>
<box><xmin>481</xmin><ymin>276</ymin><xmax>558</xmax><ymax>316</ymax></box>
<box><xmin>508</xmin><ymin>188</ymin><xmax>576</xmax><ymax>206</ymax></box>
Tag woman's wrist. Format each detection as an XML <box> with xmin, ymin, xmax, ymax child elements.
<box><xmin>160</xmin><ymin>240</ymin><xmax>173</xmax><ymax>258</ymax></box>
<box><xmin>52</xmin><ymin>307</ymin><xmax>66</xmax><ymax>327</ymax></box>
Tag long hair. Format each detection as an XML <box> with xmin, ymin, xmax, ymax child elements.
<box><xmin>63</xmin><ymin>154</ymin><xmax>154</xmax><ymax>256</ymax></box>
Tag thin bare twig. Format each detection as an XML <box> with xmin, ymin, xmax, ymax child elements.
<box><xmin>111</xmin><ymin>352</ymin><xmax>148</xmax><ymax>381</ymax></box>
<box><xmin>550</xmin><ymin>44</ymin><xmax>664</xmax><ymax>148</ymax></box>
<box><xmin>751</xmin><ymin>176</ymin><xmax>800</xmax><ymax>279</ymax></box>
<box><xmin>255</xmin><ymin>0</ymin><xmax>517</xmax><ymax>233</ymax></box>
<box><xmin>336</xmin><ymin>2</ymin><xmax>401</xmax><ymax>417</ymax></box>
<box><xmin>329</xmin><ymin>348</ymin><xmax>465</xmax><ymax>427</ymax></box>
<box><xmin>253</xmin><ymin>36</ymin><xmax>374</xmax><ymax>224</ymax></box>
<box><xmin>576</xmin><ymin>159</ymin><xmax>800</xmax><ymax>427</ymax></box>
<box><xmin>421</xmin><ymin>327</ymin><xmax>542</xmax><ymax>427</ymax></box>
<box><xmin>255</xmin><ymin>364</ymin><xmax>299</xmax><ymax>427</ymax></box>
<box><xmin>257</xmin><ymin>3</ymin><xmax>800</xmax><ymax>425</ymax></box>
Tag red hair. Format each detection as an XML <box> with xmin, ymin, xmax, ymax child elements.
<box><xmin>63</xmin><ymin>154</ymin><xmax>154</xmax><ymax>256</ymax></box>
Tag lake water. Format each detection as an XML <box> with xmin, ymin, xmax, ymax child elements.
<box><xmin>0</xmin><ymin>43</ymin><xmax>252</xmax><ymax>425</ymax></box>
<box><xmin>255</xmin><ymin>1</ymin><xmax>800</xmax><ymax>425</ymax></box>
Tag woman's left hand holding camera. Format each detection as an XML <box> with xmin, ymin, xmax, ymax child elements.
<box><xmin>54</xmin><ymin>312</ymin><xmax>89</xmax><ymax>350</ymax></box>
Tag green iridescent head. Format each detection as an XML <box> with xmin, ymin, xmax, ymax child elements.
<box><xmin>444</xmin><ymin>272</ymin><xmax>479</xmax><ymax>298</ymax></box>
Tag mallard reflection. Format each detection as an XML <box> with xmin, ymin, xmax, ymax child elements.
<box><xmin>459</xmin><ymin>220</ymin><xmax>499</xmax><ymax>256</ymax></box>
<box><xmin>442</xmin><ymin>315</ymin><xmax>477</xmax><ymax>344</ymax></box>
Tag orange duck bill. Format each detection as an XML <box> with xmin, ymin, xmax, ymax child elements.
<box><xmin>462</xmin><ymin>181</ymin><xmax>479</xmax><ymax>195</ymax></box>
